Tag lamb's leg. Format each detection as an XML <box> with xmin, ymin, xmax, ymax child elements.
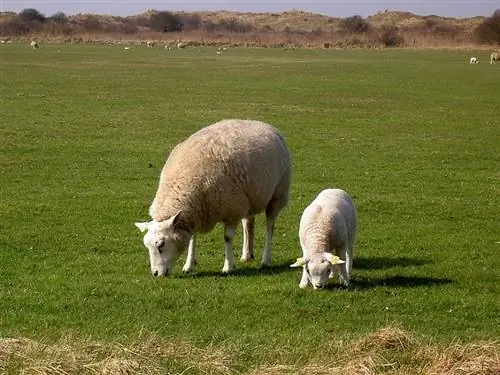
<box><xmin>299</xmin><ymin>267</ymin><xmax>309</xmax><ymax>289</ymax></box>
<box><xmin>240</xmin><ymin>216</ymin><xmax>255</xmax><ymax>262</ymax></box>
<box><xmin>182</xmin><ymin>234</ymin><xmax>197</xmax><ymax>273</ymax></box>
<box><xmin>222</xmin><ymin>225</ymin><xmax>236</xmax><ymax>273</ymax></box>
<box><xmin>337</xmin><ymin>244</ymin><xmax>350</xmax><ymax>286</ymax></box>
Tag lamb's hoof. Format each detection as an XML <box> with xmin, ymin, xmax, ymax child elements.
<box><xmin>299</xmin><ymin>282</ymin><xmax>308</xmax><ymax>289</ymax></box>
<box><xmin>221</xmin><ymin>264</ymin><xmax>235</xmax><ymax>274</ymax></box>
<box><xmin>182</xmin><ymin>266</ymin><xmax>194</xmax><ymax>273</ymax></box>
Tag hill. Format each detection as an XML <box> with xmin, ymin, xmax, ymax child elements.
<box><xmin>0</xmin><ymin>8</ymin><xmax>498</xmax><ymax>48</ymax></box>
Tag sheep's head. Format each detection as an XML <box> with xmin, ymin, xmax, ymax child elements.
<box><xmin>135</xmin><ymin>211</ymin><xmax>191</xmax><ymax>277</ymax></box>
<box><xmin>290</xmin><ymin>253</ymin><xmax>345</xmax><ymax>290</ymax></box>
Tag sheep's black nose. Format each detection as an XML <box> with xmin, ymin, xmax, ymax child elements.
<box><xmin>153</xmin><ymin>270</ymin><xmax>159</xmax><ymax>277</ymax></box>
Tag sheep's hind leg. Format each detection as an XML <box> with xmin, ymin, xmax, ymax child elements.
<box><xmin>240</xmin><ymin>217</ymin><xmax>255</xmax><ymax>262</ymax></box>
<box><xmin>261</xmin><ymin>199</ymin><xmax>282</xmax><ymax>267</ymax></box>
<box><xmin>182</xmin><ymin>234</ymin><xmax>197</xmax><ymax>273</ymax></box>
<box><xmin>222</xmin><ymin>224</ymin><xmax>237</xmax><ymax>273</ymax></box>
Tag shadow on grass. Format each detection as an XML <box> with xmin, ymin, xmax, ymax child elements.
<box><xmin>178</xmin><ymin>260</ymin><xmax>295</xmax><ymax>279</ymax></box>
<box><xmin>354</xmin><ymin>256</ymin><xmax>431</xmax><ymax>270</ymax></box>
<box><xmin>339</xmin><ymin>275</ymin><xmax>453</xmax><ymax>290</ymax></box>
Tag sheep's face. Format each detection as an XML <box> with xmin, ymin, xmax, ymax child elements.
<box><xmin>291</xmin><ymin>252</ymin><xmax>345</xmax><ymax>290</ymax></box>
<box><xmin>135</xmin><ymin>212</ymin><xmax>190</xmax><ymax>277</ymax></box>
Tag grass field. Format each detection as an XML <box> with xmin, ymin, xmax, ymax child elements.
<box><xmin>1</xmin><ymin>44</ymin><xmax>499</xmax><ymax>374</ymax></box>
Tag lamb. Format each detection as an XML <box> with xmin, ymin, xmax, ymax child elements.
<box><xmin>146</xmin><ymin>41</ymin><xmax>155</xmax><ymax>47</ymax></box>
<box><xmin>291</xmin><ymin>188</ymin><xmax>357</xmax><ymax>290</ymax></box>
<box><xmin>177</xmin><ymin>42</ymin><xmax>186</xmax><ymax>49</ymax></box>
<box><xmin>30</xmin><ymin>40</ymin><xmax>39</xmax><ymax>49</ymax></box>
<box><xmin>491</xmin><ymin>52</ymin><xmax>499</xmax><ymax>64</ymax></box>
<box><xmin>469</xmin><ymin>57</ymin><xmax>478</xmax><ymax>64</ymax></box>
<box><xmin>135</xmin><ymin>119</ymin><xmax>292</xmax><ymax>277</ymax></box>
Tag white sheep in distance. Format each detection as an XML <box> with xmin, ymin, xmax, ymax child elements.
<box><xmin>177</xmin><ymin>42</ymin><xmax>187</xmax><ymax>49</ymax></box>
<box><xmin>135</xmin><ymin>119</ymin><xmax>292</xmax><ymax>277</ymax></box>
<box><xmin>469</xmin><ymin>57</ymin><xmax>478</xmax><ymax>64</ymax></box>
<box><xmin>491</xmin><ymin>52</ymin><xmax>499</xmax><ymax>64</ymax></box>
<box><xmin>291</xmin><ymin>188</ymin><xmax>357</xmax><ymax>290</ymax></box>
<box><xmin>30</xmin><ymin>40</ymin><xmax>39</xmax><ymax>49</ymax></box>
<box><xmin>146</xmin><ymin>40</ymin><xmax>155</xmax><ymax>47</ymax></box>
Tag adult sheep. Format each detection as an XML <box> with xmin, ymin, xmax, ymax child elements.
<box><xmin>30</xmin><ymin>40</ymin><xmax>39</xmax><ymax>49</ymax></box>
<box><xmin>291</xmin><ymin>188</ymin><xmax>357</xmax><ymax>290</ymax></box>
<box><xmin>491</xmin><ymin>52</ymin><xmax>499</xmax><ymax>64</ymax></box>
<box><xmin>135</xmin><ymin>119</ymin><xmax>292</xmax><ymax>277</ymax></box>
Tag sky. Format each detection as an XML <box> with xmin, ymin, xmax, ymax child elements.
<box><xmin>1</xmin><ymin>1</ymin><xmax>498</xmax><ymax>19</ymax></box>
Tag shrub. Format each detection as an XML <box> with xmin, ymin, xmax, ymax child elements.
<box><xmin>148</xmin><ymin>11</ymin><xmax>182</xmax><ymax>32</ymax></box>
<box><xmin>474</xmin><ymin>9</ymin><xmax>500</xmax><ymax>44</ymax></box>
<box><xmin>16</xmin><ymin>8</ymin><xmax>46</xmax><ymax>33</ymax></box>
<box><xmin>179</xmin><ymin>13</ymin><xmax>201</xmax><ymax>30</ymax></box>
<box><xmin>380</xmin><ymin>26</ymin><xmax>405</xmax><ymax>47</ymax></box>
<box><xmin>341</xmin><ymin>15</ymin><xmax>371</xmax><ymax>34</ymax></box>
<box><xmin>50</xmin><ymin>11</ymin><xmax>68</xmax><ymax>24</ymax></box>
<box><xmin>18</xmin><ymin>8</ymin><xmax>46</xmax><ymax>23</ymax></box>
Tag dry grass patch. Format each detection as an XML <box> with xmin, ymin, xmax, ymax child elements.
<box><xmin>1</xmin><ymin>331</ymin><xmax>498</xmax><ymax>375</ymax></box>
<box><xmin>0</xmin><ymin>334</ymin><xmax>234</xmax><ymax>375</ymax></box>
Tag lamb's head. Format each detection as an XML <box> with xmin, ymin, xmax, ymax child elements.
<box><xmin>291</xmin><ymin>253</ymin><xmax>345</xmax><ymax>290</ymax></box>
<box><xmin>134</xmin><ymin>211</ymin><xmax>190</xmax><ymax>277</ymax></box>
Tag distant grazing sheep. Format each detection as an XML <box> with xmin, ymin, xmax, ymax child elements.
<box><xmin>30</xmin><ymin>40</ymin><xmax>39</xmax><ymax>49</ymax></box>
<box><xmin>491</xmin><ymin>52</ymin><xmax>499</xmax><ymax>64</ymax></box>
<box><xmin>135</xmin><ymin>119</ymin><xmax>292</xmax><ymax>277</ymax></box>
<box><xmin>291</xmin><ymin>188</ymin><xmax>357</xmax><ymax>290</ymax></box>
<box><xmin>469</xmin><ymin>57</ymin><xmax>478</xmax><ymax>64</ymax></box>
<box><xmin>177</xmin><ymin>42</ymin><xmax>186</xmax><ymax>49</ymax></box>
<box><xmin>146</xmin><ymin>41</ymin><xmax>155</xmax><ymax>47</ymax></box>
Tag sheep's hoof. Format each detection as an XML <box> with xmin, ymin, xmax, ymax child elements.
<box><xmin>240</xmin><ymin>254</ymin><xmax>254</xmax><ymax>263</ymax></box>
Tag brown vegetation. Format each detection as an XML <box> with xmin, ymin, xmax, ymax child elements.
<box><xmin>0</xmin><ymin>8</ymin><xmax>499</xmax><ymax>48</ymax></box>
<box><xmin>1</xmin><ymin>327</ymin><xmax>499</xmax><ymax>374</ymax></box>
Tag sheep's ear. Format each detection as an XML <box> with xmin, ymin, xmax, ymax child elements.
<box><xmin>135</xmin><ymin>221</ymin><xmax>151</xmax><ymax>233</ymax></box>
<box><xmin>324</xmin><ymin>253</ymin><xmax>346</xmax><ymax>265</ymax></box>
<box><xmin>290</xmin><ymin>257</ymin><xmax>307</xmax><ymax>268</ymax></box>
<box><xmin>163</xmin><ymin>211</ymin><xmax>182</xmax><ymax>228</ymax></box>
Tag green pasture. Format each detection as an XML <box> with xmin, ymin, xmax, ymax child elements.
<box><xmin>0</xmin><ymin>43</ymin><xmax>499</xmax><ymax>370</ymax></box>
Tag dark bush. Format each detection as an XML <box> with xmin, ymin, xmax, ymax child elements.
<box><xmin>18</xmin><ymin>8</ymin><xmax>46</xmax><ymax>23</ymax></box>
<box><xmin>380</xmin><ymin>26</ymin><xmax>404</xmax><ymax>47</ymax></box>
<box><xmin>16</xmin><ymin>8</ymin><xmax>46</xmax><ymax>32</ymax></box>
<box><xmin>341</xmin><ymin>15</ymin><xmax>371</xmax><ymax>34</ymax></box>
<box><xmin>474</xmin><ymin>9</ymin><xmax>500</xmax><ymax>44</ymax></box>
<box><xmin>148</xmin><ymin>11</ymin><xmax>182</xmax><ymax>32</ymax></box>
<box><xmin>50</xmin><ymin>11</ymin><xmax>68</xmax><ymax>24</ymax></box>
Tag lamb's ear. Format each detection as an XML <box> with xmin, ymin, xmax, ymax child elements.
<box><xmin>135</xmin><ymin>221</ymin><xmax>151</xmax><ymax>233</ymax></box>
<box><xmin>324</xmin><ymin>253</ymin><xmax>346</xmax><ymax>265</ymax></box>
<box><xmin>290</xmin><ymin>257</ymin><xmax>307</xmax><ymax>268</ymax></box>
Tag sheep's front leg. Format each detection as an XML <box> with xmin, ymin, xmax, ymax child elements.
<box><xmin>299</xmin><ymin>267</ymin><xmax>309</xmax><ymax>289</ymax></box>
<box><xmin>240</xmin><ymin>217</ymin><xmax>255</xmax><ymax>262</ymax></box>
<box><xmin>222</xmin><ymin>225</ymin><xmax>236</xmax><ymax>273</ymax></box>
<box><xmin>182</xmin><ymin>234</ymin><xmax>197</xmax><ymax>273</ymax></box>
